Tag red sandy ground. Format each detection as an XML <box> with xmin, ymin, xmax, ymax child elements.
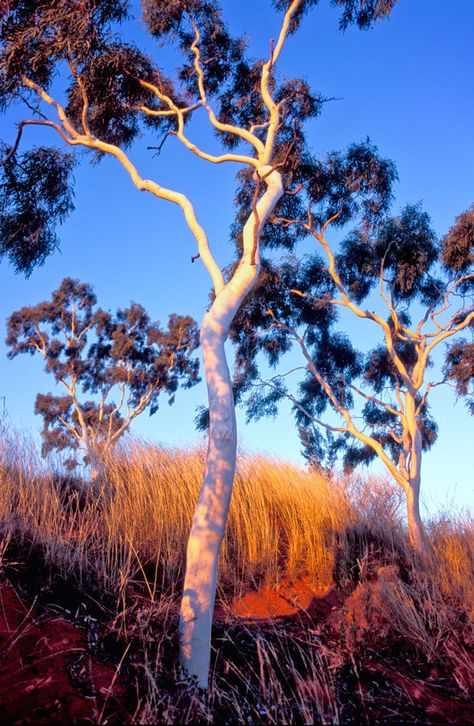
<box><xmin>228</xmin><ymin>577</ymin><xmax>339</xmax><ymax>620</ymax></box>
<box><xmin>1</xmin><ymin>575</ymin><xmax>472</xmax><ymax>724</ymax></box>
<box><xmin>0</xmin><ymin>581</ymin><xmax>126</xmax><ymax>724</ymax></box>
<box><xmin>223</xmin><ymin>576</ymin><xmax>474</xmax><ymax>725</ymax></box>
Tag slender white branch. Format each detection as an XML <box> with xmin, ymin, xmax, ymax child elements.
<box><xmin>188</xmin><ymin>18</ymin><xmax>264</xmax><ymax>156</ymax></box>
<box><xmin>260</xmin><ymin>0</ymin><xmax>303</xmax><ymax>163</ymax></box>
<box><xmin>378</xmin><ymin>252</ymin><xmax>417</xmax><ymax>341</ymax></box>
<box><xmin>251</xmin><ymin>377</ymin><xmax>348</xmax><ymax>433</ymax></box>
<box><xmin>21</xmin><ymin>75</ymin><xmax>226</xmax><ymax>296</ymax></box>
<box><xmin>267</xmin><ymin>312</ymin><xmax>409</xmax><ymax>491</ymax></box>
<box><xmin>57</xmin><ymin>415</ymin><xmax>82</xmax><ymax>442</ymax></box>
<box><xmin>345</xmin><ymin>380</ymin><xmax>405</xmax><ymax>421</ymax></box>
<box><xmin>139</xmin><ymin>80</ymin><xmax>258</xmax><ymax>167</ymax></box>
<box><xmin>306</xmin><ymin>220</ymin><xmax>415</xmax><ymax>392</ymax></box>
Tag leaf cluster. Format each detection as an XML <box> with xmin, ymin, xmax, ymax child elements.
<box><xmin>444</xmin><ymin>339</ymin><xmax>474</xmax><ymax>414</ymax></box>
<box><xmin>1</xmin><ymin>0</ymin><xmax>400</xmax><ymax>277</ymax></box>
<box><xmin>232</xmin><ymin>139</ymin><xmax>398</xmax><ymax>254</ymax></box>
<box><xmin>0</xmin><ymin>0</ymin><xmax>129</xmax><ymax>101</ymax></box>
<box><xmin>233</xmin><ymin>199</ymin><xmax>473</xmax><ymax>471</ymax></box>
<box><xmin>0</xmin><ymin>146</ymin><xmax>74</xmax><ymax>274</ymax></box>
<box><xmin>442</xmin><ymin>206</ymin><xmax>474</xmax><ymax>275</ymax></box>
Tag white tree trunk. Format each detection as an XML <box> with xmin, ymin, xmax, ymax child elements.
<box><xmin>406</xmin><ymin>428</ymin><xmax>428</xmax><ymax>553</ymax></box>
<box><xmin>404</xmin><ymin>394</ymin><xmax>427</xmax><ymax>553</ymax></box>
<box><xmin>406</xmin><ymin>474</ymin><xmax>426</xmax><ymax>553</ymax></box>
<box><xmin>179</xmin><ymin>168</ymin><xmax>283</xmax><ymax>688</ymax></box>
<box><xmin>87</xmin><ymin>446</ymin><xmax>105</xmax><ymax>482</ymax></box>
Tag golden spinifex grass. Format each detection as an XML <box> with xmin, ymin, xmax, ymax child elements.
<box><xmin>0</xmin><ymin>436</ymin><xmax>357</xmax><ymax>597</ymax></box>
<box><xmin>0</xmin><ymin>434</ymin><xmax>472</xmax><ymax>606</ymax></box>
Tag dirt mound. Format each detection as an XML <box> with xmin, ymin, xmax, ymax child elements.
<box><xmin>1</xmin><ymin>570</ymin><xmax>472</xmax><ymax>725</ymax></box>
<box><xmin>224</xmin><ymin>577</ymin><xmax>339</xmax><ymax>620</ymax></box>
<box><xmin>0</xmin><ymin>581</ymin><xmax>127</xmax><ymax>724</ymax></box>
<box><xmin>224</xmin><ymin>574</ymin><xmax>474</xmax><ymax>724</ymax></box>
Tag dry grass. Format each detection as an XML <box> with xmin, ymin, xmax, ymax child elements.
<box><xmin>0</xmin><ymin>433</ymin><xmax>473</xmax><ymax>723</ymax></box>
<box><xmin>0</xmin><ymin>436</ymin><xmax>356</xmax><ymax>598</ymax></box>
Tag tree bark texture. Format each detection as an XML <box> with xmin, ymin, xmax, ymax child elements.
<box><xmin>406</xmin><ymin>475</ymin><xmax>426</xmax><ymax>553</ymax></box>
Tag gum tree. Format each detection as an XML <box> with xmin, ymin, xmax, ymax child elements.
<box><xmin>6</xmin><ymin>278</ymin><xmax>200</xmax><ymax>478</ymax></box>
<box><xmin>231</xmin><ymin>204</ymin><xmax>474</xmax><ymax>552</ymax></box>
<box><xmin>0</xmin><ymin>0</ymin><xmax>398</xmax><ymax>686</ymax></box>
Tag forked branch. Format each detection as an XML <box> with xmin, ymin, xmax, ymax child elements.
<box><xmin>19</xmin><ymin>75</ymin><xmax>226</xmax><ymax>296</ymax></box>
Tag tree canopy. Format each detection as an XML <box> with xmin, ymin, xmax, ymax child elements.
<box><xmin>0</xmin><ymin>1</ymin><xmax>400</xmax><ymax>276</ymax></box>
<box><xmin>6</xmin><ymin>277</ymin><xmax>200</xmax><ymax>472</ymax></box>
<box><xmin>229</xmin><ymin>196</ymin><xmax>473</xmax><ymax>545</ymax></box>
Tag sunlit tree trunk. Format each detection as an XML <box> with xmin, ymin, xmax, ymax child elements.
<box><xmin>88</xmin><ymin>448</ymin><xmax>104</xmax><ymax>482</ymax></box>
<box><xmin>406</xmin><ymin>472</ymin><xmax>426</xmax><ymax>553</ymax></box>
<box><xmin>179</xmin><ymin>169</ymin><xmax>283</xmax><ymax>687</ymax></box>
<box><xmin>404</xmin><ymin>393</ymin><xmax>427</xmax><ymax>553</ymax></box>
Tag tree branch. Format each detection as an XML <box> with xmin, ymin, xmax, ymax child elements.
<box><xmin>260</xmin><ymin>0</ymin><xmax>303</xmax><ymax>163</ymax></box>
<box><xmin>250</xmin><ymin>377</ymin><xmax>348</xmax><ymax>433</ymax></box>
<box><xmin>57</xmin><ymin>415</ymin><xmax>82</xmax><ymax>442</ymax></box>
<box><xmin>20</xmin><ymin>76</ymin><xmax>226</xmax><ymax>296</ymax></box>
<box><xmin>305</xmin><ymin>217</ymin><xmax>415</xmax><ymax>392</ymax></box>
<box><xmin>67</xmin><ymin>47</ymin><xmax>92</xmax><ymax>139</ymax></box>
<box><xmin>187</xmin><ymin>16</ymin><xmax>265</xmax><ymax>157</ymax></box>
<box><xmin>345</xmin><ymin>380</ymin><xmax>405</xmax><ymax>421</ymax></box>
<box><xmin>266</xmin><ymin>310</ymin><xmax>409</xmax><ymax>491</ymax></box>
<box><xmin>139</xmin><ymin>79</ymin><xmax>258</xmax><ymax>167</ymax></box>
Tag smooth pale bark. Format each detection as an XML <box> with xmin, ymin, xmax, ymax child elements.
<box><xmin>88</xmin><ymin>449</ymin><xmax>104</xmax><ymax>482</ymax></box>
<box><xmin>179</xmin><ymin>168</ymin><xmax>283</xmax><ymax>688</ymax></box>
<box><xmin>80</xmin><ymin>435</ymin><xmax>106</xmax><ymax>482</ymax></box>
<box><xmin>405</xmin><ymin>425</ymin><xmax>427</xmax><ymax>552</ymax></box>
<box><xmin>406</xmin><ymin>475</ymin><xmax>427</xmax><ymax>553</ymax></box>
<box><xmin>404</xmin><ymin>394</ymin><xmax>427</xmax><ymax>552</ymax></box>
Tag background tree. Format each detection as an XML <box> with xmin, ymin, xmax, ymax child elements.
<box><xmin>6</xmin><ymin>278</ymin><xmax>200</xmax><ymax>478</ymax></box>
<box><xmin>1</xmin><ymin>0</ymin><xmax>399</xmax><ymax>686</ymax></box>
<box><xmin>231</xmin><ymin>203</ymin><xmax>474</xmax><ymax>552</ymax></box>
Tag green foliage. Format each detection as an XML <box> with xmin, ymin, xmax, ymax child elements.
<box><xmin>0</xmin><ymin>146</ymin><xmax>74</xmax><ymax>274</ymax></box>
<box><xmin>0</xmin><ymin>1</ymin><xmax>128</xmax><ymax>102</ymax></box>
<box><xmin>6</xmin><ymin>278</ymin><xmax>200</xmax><ymax>467</ymax></box>
<box><xmin>442</xmin><ymin>206</ymin><xmax>474</xmax><ymax>274</ymax></box>
<box><xmin>444</xmin><ymin>339</ymin><xmax>474</xmax><ymax>414</ymax></box>
<box><xmin>2</xmin><ymin>0</ymin><xmax>432</xmax><ymax>477</ymax></box>
<box><xmin>0</xmin><ymin>0</ymin><xmax>401</xmax><ymax>276</ymax></box>
<box><xmin>234</xmin><ymin>199</ymin><xmax>473</xmax><ymax>472</ymax></box>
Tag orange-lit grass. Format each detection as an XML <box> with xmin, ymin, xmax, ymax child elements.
<box><xmin>0</xmin><ymin>436</ymin><xmax>354</xmax><ymax>598</ymax></box>
<box><xmin>0</xmin><ymin>433</ymin><xmax>473</xmax><ymax>722</ymax></box>
<box><xmin>0</xmin><ymin>435</ymin><xmax>472</xmax><ymax>607</ymax></box>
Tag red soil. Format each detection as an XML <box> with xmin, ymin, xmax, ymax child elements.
<box><xmin>1</xmin><ymin>573</ymin><xmax>472</xmax><ymax>724</ymax></box>
<box><xmin>0</xmin><ymin>581</ymin><xmax>127</xmax><ymax>724</ymax></box>
<box><xmin>368</xmin><ymin>664</ymin><xmax>474</xmax><ymax>724</ymax></box>
<box><xmin>221</xmin><ymin>577</ymin><xmax>341</xmax><ymax>621</ymax></box>
<box><xmin>224</xmin><ymin>575</ymin><xmax>474</xmax><ymax>724</ymax></box>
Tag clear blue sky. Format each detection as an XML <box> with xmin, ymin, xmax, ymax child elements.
<box><xmin>1</xmin><ymin>0</ymin><xmax>473</xmax><ymax>514</ymax></box>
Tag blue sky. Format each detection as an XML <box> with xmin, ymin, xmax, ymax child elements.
<box><xmin>1</xmin><ymin>0</ymin><xmax>473</xmax><ymax>514</ymax></box>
